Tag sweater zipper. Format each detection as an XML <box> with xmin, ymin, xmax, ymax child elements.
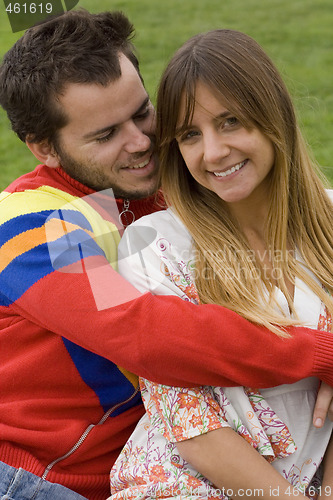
<box><xmin>41</xmin><ymin>384</ymin><xmax>140</xmax><ymax>480</ymax></box>
<box><xmin>118</xmin><ymin>199</ymin><xmax>135</xmax><ymax>228</ymax></box>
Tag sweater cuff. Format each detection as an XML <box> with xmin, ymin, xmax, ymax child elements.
<box><xmin>313</xmin><ymin>330</ymin><xmax>333</xmax><ymax>386</ymax></box>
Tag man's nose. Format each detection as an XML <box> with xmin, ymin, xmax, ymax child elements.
<box><xmin>124</xmin><ymin>122</ymin><xmax>152</xmax><ymax>153</ymax></box>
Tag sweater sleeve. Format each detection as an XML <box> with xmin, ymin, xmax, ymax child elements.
<box><xmin>2</xmin><ymin>191</ymin><xmax>333</xmax><ymax>389</ymax></box>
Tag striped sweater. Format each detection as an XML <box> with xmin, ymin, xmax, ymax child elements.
<box><xmin>0</xmin><ymin>164</ymin><xmax>332</xmax><ymax>499</ymax></box>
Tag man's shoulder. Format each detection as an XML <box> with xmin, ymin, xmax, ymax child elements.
<box><xmin>0</xmin><ymin>178</ymin><xmax>80</xmax><ymax>225</ymax></box>
<box><xmin>0</xmin><ymin>164</ymin><xmax>86</xmax><ymax>205</ymax></box>
<box><xmin>0</xmin><ymin>167</ymin><xmax>91</xmax><ymax>239</ymax></box>
<box><xmin>4</xmin><ymin>164</ymin><xmax>56</xmax><ymax>193</ymax></box>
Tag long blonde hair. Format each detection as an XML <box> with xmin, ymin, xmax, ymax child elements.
<box><xmin>157</xmin><ymin>29</ymin><xmax>333</xmax><ymax>335</ymax></box>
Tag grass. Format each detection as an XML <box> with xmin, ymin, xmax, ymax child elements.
<box><xmin>0</xmin><ymin>0</ymin><xmax>332</xmax><ymax>189</ymax></box>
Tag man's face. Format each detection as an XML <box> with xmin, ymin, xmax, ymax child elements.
<box><xmin>53</xmin><ymin>54</ymin><xmax>159</xmax><ymax>199</ymax></box>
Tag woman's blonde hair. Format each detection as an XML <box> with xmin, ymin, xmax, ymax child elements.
<box><xmin>157</xmin><ymin>29</ymin><xmax>333</xmax><ymax>335</ymax></box>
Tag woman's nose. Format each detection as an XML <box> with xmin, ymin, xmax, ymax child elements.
<box><xmin>203</xmin><ymin>132</ymin><xmax>231</xmax><ymax>164</ymax></box>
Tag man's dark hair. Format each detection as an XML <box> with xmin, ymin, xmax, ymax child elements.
<box><xmin>0</xmin><ymin>9</ymin><xmax>141</xmax><ymax>144</ymax></box>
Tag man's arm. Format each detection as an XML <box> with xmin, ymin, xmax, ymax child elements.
<box><xmin>2</xmin><ymin>193</ymin><xmax>333</xmax><ymax>389</ymax></box>
<box><xmin>11</xmin><ymin>247</ymin><xmax>333</xmax><ymax>389</ymax></box>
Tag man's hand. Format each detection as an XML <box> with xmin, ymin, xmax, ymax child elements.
<box><xmin>313</xmin><ymin>382</ymin><xmax>333</xmax><ymax>428</ymax></box>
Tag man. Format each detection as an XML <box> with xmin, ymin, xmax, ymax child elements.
<box><xmin>0</xmin><ymin>9</ymin><xmax>332</xmax><ymax>500</ymax></box>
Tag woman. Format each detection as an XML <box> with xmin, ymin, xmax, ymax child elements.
<box><xmin>110</xmin><ymin>30</ymin><xmax>333</xmax><ymax>499</ymax></box>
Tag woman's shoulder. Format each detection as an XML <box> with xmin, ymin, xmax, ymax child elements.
<box><xmin>128</xmin><ymin>208</ymin><xmax>190</xmax><ymax>241</ymax></box>
<box><xmin>121</xmin><ymin>208</ymin><xmax>193</xmax><ymax>253</ymax></box>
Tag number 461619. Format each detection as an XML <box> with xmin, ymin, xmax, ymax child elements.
<box><xmin>5</xmin><ymin>3</ymin><xmax>53</xmax><ymax>14</ymax></box>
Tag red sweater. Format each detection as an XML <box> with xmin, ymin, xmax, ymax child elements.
<box><xmin>0</xmin><ymin>165</ymin><xmax>332</xmax><ymax>499</ymax></box>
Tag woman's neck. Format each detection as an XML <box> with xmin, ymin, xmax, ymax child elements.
<box><xmin>228</xmin><ymin>191</ymin><xmax>295</xmax><ymax>302</ymax></box>
<box><xmin>229</xmin><ymin>195</ymin><xmax>269</xmax><ymax>242</ymax></box>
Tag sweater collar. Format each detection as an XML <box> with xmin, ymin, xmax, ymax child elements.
<box><xmin>56</xmin><ymin>166</ymin><xmax>95</xmax><ymax>196</ymax></box>
<box><xmin>55</xmin><ymin>166</ymin><xmax>165</xmax><ymax>226</ymax></box>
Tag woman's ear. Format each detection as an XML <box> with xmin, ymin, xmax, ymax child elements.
<box><xmin>26</xmin><ymin>139</ymin><xmax>60</xmax><ymax>168</ymax></box>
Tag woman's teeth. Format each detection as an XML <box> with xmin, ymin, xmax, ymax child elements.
<box><xmin>213</xmin><ymin>160</ymin><xmax>246</xmax><ymax>177</ymax></box>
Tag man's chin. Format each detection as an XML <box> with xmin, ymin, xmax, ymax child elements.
<box><xmin>114</xmin><ymin>179</ymin><xmax>160</xmax><ymax>200</ymax></box>
<box><xmin>114</xmin><ymin>186</ymin><xmax>159</xmax><ymax>201</ymax></box>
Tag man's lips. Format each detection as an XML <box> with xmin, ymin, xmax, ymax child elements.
<box><xmin>127</xmin><ymin>157</ymin><xmax>150</xmax><ymax>170</ymax></box>
<box><xmin>122</xmin><ymin>154</ymin><xmax>156</xmax><ymax>176</ymax></box>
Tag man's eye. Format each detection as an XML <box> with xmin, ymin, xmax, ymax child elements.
<box><xmin>135</xmin><ymin>108</ymin><xmax>151</xmax><ymax>121</ymax></box>
<box><xmin>96</xmin><ymin>130</ymin><xmax>115</xmax><ymax>143</ymax></box>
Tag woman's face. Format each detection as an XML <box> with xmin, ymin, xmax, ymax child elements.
<box><xmin>176</xmin><ymin>82</ymin><xmax>275</xmax><ymax>208</ymax></box>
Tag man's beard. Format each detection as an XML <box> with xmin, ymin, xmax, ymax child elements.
<box><xmin>54</xmin><ymin>143</ymin><xmax>159</xmax><ymax>199</ymax></box>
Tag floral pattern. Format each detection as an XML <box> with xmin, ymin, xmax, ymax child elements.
<box><xmin>110</xmin><ymin>238</ymin><xmax>332</xmax><ymax>500</ymax></box>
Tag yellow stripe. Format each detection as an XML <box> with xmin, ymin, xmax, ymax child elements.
<box><xmin>0</xmin><ymin>186</ymin><xmax>120</xmax><ymax>271</ymax></box>
<box><xmin>0</xmin><ymin>186</ymin><xmax>81</xmax><ymax>224</ymax></box>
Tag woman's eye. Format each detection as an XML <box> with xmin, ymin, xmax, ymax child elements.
<box><xmin>178</xmin><ymin>130</ymin><xmax>199</xmax><ymax>143</ymax></box>
<box><xmin>224</xmin><ymin>116</ymin><xmax>239</xmax><ymax>127</ymax></box>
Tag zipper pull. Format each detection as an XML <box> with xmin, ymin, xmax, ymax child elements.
<box><xmin>119</xmin><ymin>199</ymin><xmax>135</xmax><ymax>227</ymax></box>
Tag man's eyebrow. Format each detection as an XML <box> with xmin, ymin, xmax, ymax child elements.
<box><xmin>83</xmin><ymin>96</ymin><xmax>150</xmax><ymax>140</ymax></box>
<box><xmin>133</xmin><ymin>96</ymin><xmax>150</xmax><ymax>116</ymax></box>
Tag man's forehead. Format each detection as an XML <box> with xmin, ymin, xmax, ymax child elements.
<box><xmin>57</xmin><ymin>64</ymin><xmax>149</xmax><ymax>134</ymax></box>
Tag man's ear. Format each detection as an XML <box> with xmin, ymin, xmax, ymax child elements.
<box><xmin>26</xmin><ymin>140</ymin><xmax>60</xmax><ymax>168</ymax></box>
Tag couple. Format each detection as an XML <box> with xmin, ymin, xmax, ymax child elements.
<box><xmin>0</xmin><ymin>9</ymin><xmax>332</xmax><ymax>500</ymax></box>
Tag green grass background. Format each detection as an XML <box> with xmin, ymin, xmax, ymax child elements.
<box><xmin>0</xmin><ymin>0</ymin><xmax>332</xmax><ymax>190</ymax></box>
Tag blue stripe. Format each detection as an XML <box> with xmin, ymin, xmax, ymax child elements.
<box><xmin>0</xmin><ymin>211</ymin><xmax>54</xmax><ymax>247</ymax></box>
<box><xmin>46</xmin><ymin>208</ymin><xmax>93</xmax><ymax>232</ymax></box>
<box><xmin>47</xmin><ymin>228</ymin><xmax>105</xmax><ymax>271</ymax></box>
<box><xmin>0</xmin><ymin>210</ymin><xmax>93</xmax><ymax>247</ymax></box>
<box><xmin>0</xmin><ymin>243</ymin><xmax>54</xmax><ymax>306</ymax></box>
<box><xmin>62</xmin><ymin>338</ymin><xmax>141</xmax><ymax>414</ymax></box>
<box><xmin>0</xmin><ymin>232</ymin><xmax>106</xmax><ymax>306</ymax></box>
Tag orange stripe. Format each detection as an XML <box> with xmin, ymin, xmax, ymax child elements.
<box><xmin>0</xmin><ymin>218</ymin><xmax>93</xmax><ymax>274</ymax></box>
